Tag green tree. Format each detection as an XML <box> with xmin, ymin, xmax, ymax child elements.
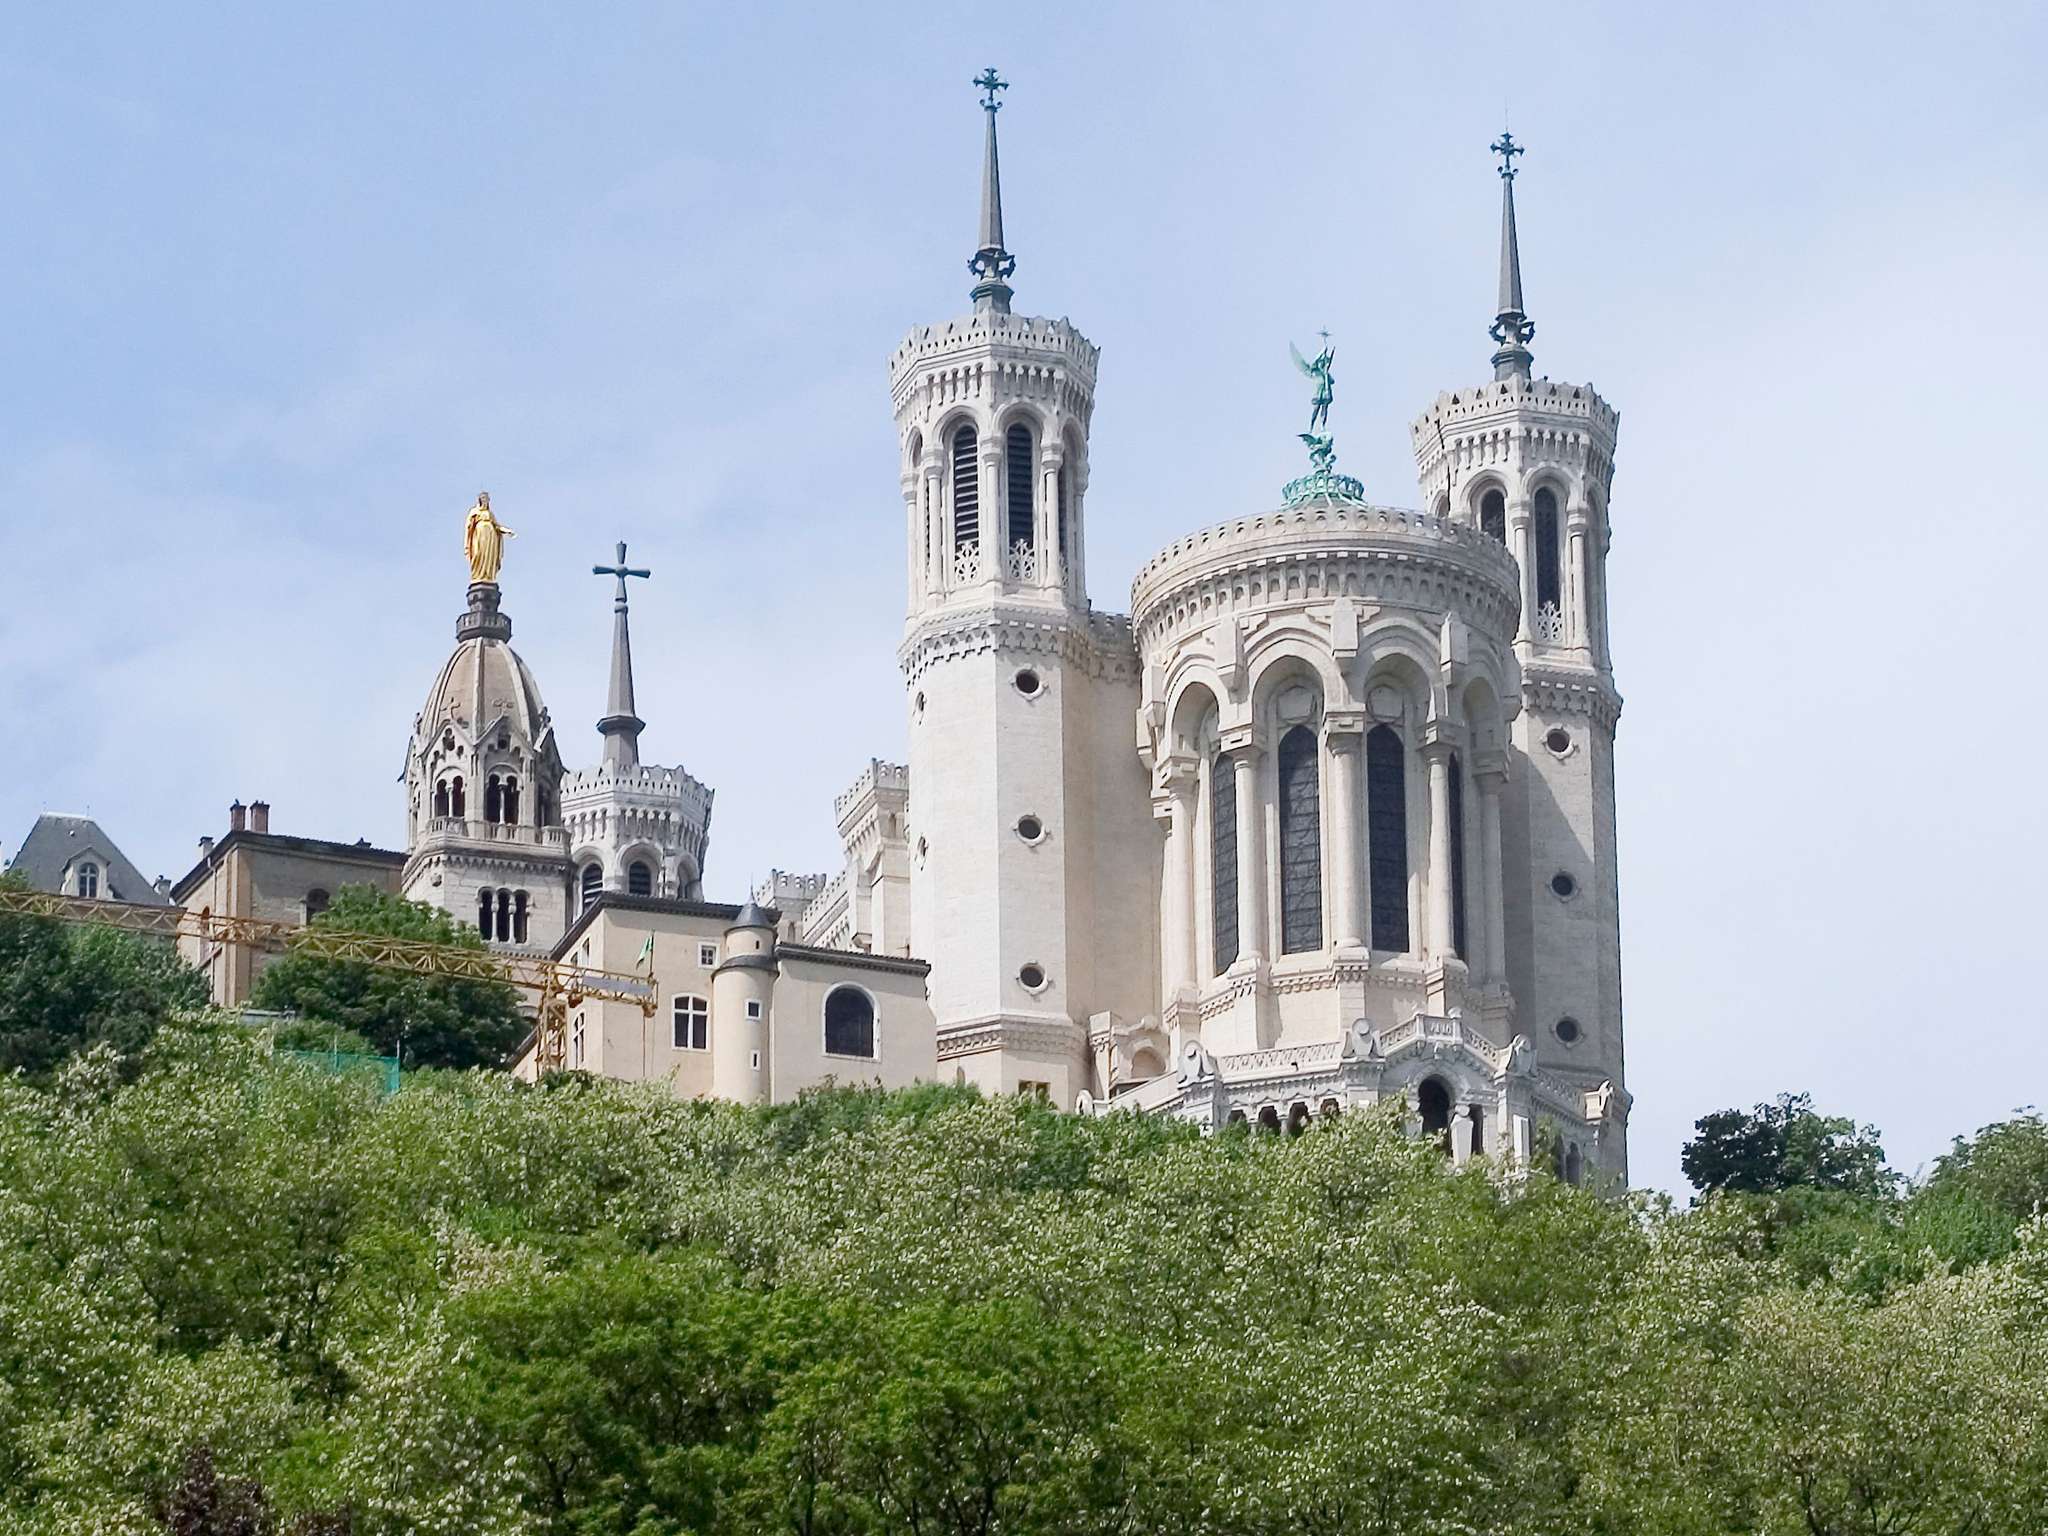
<box><xmin>1682</xmin><ymin>1091</ymin><xmax>1894</xmax><ymax>1198</ymax></box>
<box><xmin>0</xmin><ymin>870</ymin><xmax>208</xmax><ymax>1078</ymax></box>
<box><xmin>249</xmin><ymin>887</ymin><xmax>522</xmax><ymax>1070</ymax></box>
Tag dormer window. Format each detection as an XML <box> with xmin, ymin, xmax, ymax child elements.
<box><xmin>75</xmin><ymin>861</ymin><xmax>99</xmax><ymax>899</ymax></box>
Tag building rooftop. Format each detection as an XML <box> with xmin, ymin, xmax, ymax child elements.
<box><xmin>5</xmin><ymin>813</ymin><xmax>170</xmax><ymax>906</ymax></box>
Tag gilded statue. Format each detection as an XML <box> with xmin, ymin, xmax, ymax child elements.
<box><xmin>464</xmin><ymin>492</ymin><xmax>515</xmax><ymax>584</ymax></box>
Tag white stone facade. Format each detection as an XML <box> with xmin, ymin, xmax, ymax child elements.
<box><xmin>561</xmin><ymin>761</ymin><xmax>712</xmax><ymax>904</ymax></box>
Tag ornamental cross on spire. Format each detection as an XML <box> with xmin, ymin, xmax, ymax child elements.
<box><xmin>974</xmin><ymin>67</ymin><xmax>1007</xmax><ymax>111</ymax></box>
<box><xmin>592</xmin><ymin>541</ymin><xmax>651</xmax><ymax>605</ymax></box>
<box><xmin>1491</xmin><ymin>129</ymin><xmax>1523</xmax><ymax>180</ymax></box>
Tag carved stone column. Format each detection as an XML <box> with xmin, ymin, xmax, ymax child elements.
<box><xmin>1508</xmin><ymin>496</ymin><xmax>1534</xmax><ymax>645</ymax></box>
<box><xmin>922</xmin><ymin>453</ymin><xmax>945</xmax><ymax>596</ymax></box>
<box><xmin>1473</xmin><ymin>754</ymin><xmax>1508</xmax><ymax>986</ymax></box>
<box><xmin>1566</xmin><ymin>497</ymin><xmax>1592</xmax><ymax>652</ymax></box>
<box><xmin>980</xmin><ymin>442</ymin><xmax>1003</xmax><ymax>581</ymax></box>
<box><xmin>1323</xmin><ymin>714</ymin><xmax>1366</xmax><ymax>950</ymax></box>
<box><xmin>1222</xmin><ymin>731</ymin><xmax>1265</xmax><ymax>967</ymax></box>
<box><xmin>1157</xmin><ymin>756</ymin><xmax>1199</xmax><ymax>1001</ymax></box>
<box><xmin>1038</xmin><ymin>443</ymin><xmax>1065</xmax><ymax>595</ymax></box>
<box><xmin>1420</xmin><ymin>729</ymin><xmax>1462</xmax><ymax>965</ymax></box>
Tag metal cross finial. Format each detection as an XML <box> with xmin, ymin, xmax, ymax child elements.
<box><xmin>974</xmin><ymin>67</ymin><xmax>1007</xmax><ymax>112</ymax></box>
<box><xmin>1491</xmin><ymin>130</ymin><xmax>1524</xmax><ymax>180</ymax></box>
<box><xmin>592</xmin><ymin>541</ymin><xmax>651</xmax><ymax>604</ymax></box>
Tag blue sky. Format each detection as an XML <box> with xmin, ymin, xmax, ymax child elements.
<box><xmin>3</xmin><ymin>2</ymin><xmax>2043</xmax><ymax>1192</ymax></box>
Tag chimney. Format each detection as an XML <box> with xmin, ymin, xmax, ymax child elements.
<box><xmin>228</xmin><ymin>801</ymin><xmax>246</xmax><ymax>834</ymax></box>
<box><xmin>198</xmin><ymin>835</ymin><xmax>215</xmax><ymax>860</ymax></box>
<box><xmin>250</xmin><ymin>801</ymin><xmax>271</xmax><ymax>834</ymax></box>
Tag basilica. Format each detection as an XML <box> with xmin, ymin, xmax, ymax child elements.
<box><xmin>153</xmin><ymin>78</ymin><xmax>1632</xmax><ymax>1181</ymax></box>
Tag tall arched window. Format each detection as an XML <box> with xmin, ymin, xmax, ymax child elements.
<box><xmin>434</xmin><ymin>779</ymin><xmax>450</xmax><ymax>818</ymax></box>
<box><xmin>503</xmin><ymin>778</ymin><xmax>520</xmax><ymax>824</ymax></box>
<box><xmin>1366</xmin><ymin>724</ymin><xmax>1410</xmax><ymax>952</ymax></box>
<box><xmin>1480</xmin><ymin>488</ymin><xmax>1506</xmax><ymax>543</ymax></box>
<box><xmin>1211</xmin><ymin>754</ymin><xmax>1239</xmax><ymax>974</ymax></box>
<box><xmin>1418</xmin><ymin>1076</ymin><xmax>1452</xmax><ymax>1153</ymax></box>
<box><xmin>450</xmin><ymin>777</ymin><xmax>466</xmax><ymax>818</ymax></box>
<box><xmin>580</xmin><ymin>863</ymin><xmax>602</xmax><ymax>912</ymax></box>
<box><xmin>1276</xmin><ymin>726</ymin><xmax>1323</xmax><ymax>954</ymax></box>
<box><xmin>824</xmin><ymin>986</ymin><xmax>876</xmax><ymax>1059</ymax></box>
<box><xmin>1005</xmin><ymin>424</ymin><xmax>1035</xmax><ymax>554</ymax></box>
<box><xmin>496</xmin><ymin>889</ymin><xmax>511</xmax><ymax>943</ymax></box>
<box><xmin>76</xmin><ymin>861</ymin><xmax>99</xmax><ymax>899</ymax></box>
<box><xmin>1534</xmin><ymin>487</ymin><xmax>1561</xmax><ymax>614</ymax></box>
<box><xmin>477</xmin><ymin>888</ymin><xmax>493</xmax><ymax>937</ymax></box>
<box><xmin>950</xmin><ymin>425</ymin><xmax>979</xmax><ymax>553</ymax></box>
<box><xmin>305</xmin><ymin>889</ymin><xmax>330</xmax><ymax>923</ymax></box>
<box><xmin>1448</xmin><ymin>751</ymin><xmax>1468</xmax><ymax>960</ymax></box>
<box><xmin>512</xmin><ymin>890</ymin><xmax>529</xmax><ymax>944</ymax></box>
<box><xmin>628</xmin><ymin>860</ymin><xmax>653</xmax><ymax>897</ymax></box>
<box><xmin>484</xmin><ymin>776</ymin><xmax>502</xmax><ymax>823</ymax></box>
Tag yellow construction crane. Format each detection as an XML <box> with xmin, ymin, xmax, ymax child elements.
<box><xmin>0</xmin><ymin>886</ymin><xmax>656</xmax><ymax>1075</ymax></box>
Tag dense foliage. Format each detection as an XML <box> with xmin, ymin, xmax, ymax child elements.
<box><xmin>248</xmin><ymin>887</ymin><xmax>523</xmax><ymax>1069</ymax></box>
<box><xmin>0</xmin><ymin>872</ymin><xmax>208</xmax><ymax>1079</ymax></box>
<box><xmin>1681</xmin><ymin>1090</ymin><xmax>1893</xmax><ymax>1198</ymax></box>
<box><xmin>0</xmin><ymin>1021</ymin><xmax>2043</xmax><ymax>1535</ymax></box>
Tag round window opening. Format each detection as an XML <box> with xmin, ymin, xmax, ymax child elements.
<box><xmin>1018</xmin><ymin>963</ymin><xmax>1047</xmax><ymax>991</ymax></box>
<box><xmin>1544</xmin><ymin>727</ymin><xmax>1571</xmax><ymax>754</ymax></box>
<box><xmin>1550</xmin><ymin>871</ymin><xmax>1578</xmax><ymax>900</ymax></box>
<box><xmin>1555</xmin><ymin>1016</ymin><xmax>1582</xmax><ymax>1045</ymax></box>
<box><xmin>1016</xmin><ymin>815</ymin><xmax>1044</xmax><ymax>843</ymax></box>
<box><xmin>1013</xmin><ymin>668</ymin><xmax>1042</xmax><ymax>697</ymax></box>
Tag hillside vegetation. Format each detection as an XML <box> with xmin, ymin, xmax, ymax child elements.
<box><xmin>0</xmin><ymin>1017</ymin><xmax>2043</xmax><ymax>1535</ymax></box>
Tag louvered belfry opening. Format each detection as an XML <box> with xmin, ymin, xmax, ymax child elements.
<box><xmin>1366</xmin><ymin>725</ymin><xmax>1409</xmax><ymax>952</ymax></box>
<box><xmin>1005</xmin><ymin>424</ymin><xmax>1034</xmax><ymax>552</ymax></box>
<box><xmin>1277</xmin><ymin>726</ymin><xmax>1323</xmax><ymax>954</ymax></box>
<box><xmin>1534</xmin><ymin>487</ymin><xmax>1561</xmax><ymax>612</ymax></box>
<box><xmin>951</xmin><ymin>425</ymin><xmax>979</xmax><ymax>551</ymax></box>
<box><xmin>1211</xmin><ymin>754</ymin><xmax>1239</xmax><ymax>973</ymax></box>
<box><xmin>1481</xmin><ymin>488</ymin><xmax>1506</xmax><ymax>543</ymax></box>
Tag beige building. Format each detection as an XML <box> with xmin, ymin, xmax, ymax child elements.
<box><xmin>170</xmin><ymin>800</ymin><xmax>404</xmax><ymax>1006</ymax></box>
<box><xmin>514</xmin><ymin>895</ymin><xmax>934</xmax><ymax>1098</ymax></box>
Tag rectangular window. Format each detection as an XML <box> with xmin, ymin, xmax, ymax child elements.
<box><xmin>570</xmin><ymin>1017</ymin><xmax>586</xmax><ymax>1069</ymax></box>
<box><xmin>1019</xmin><ymin>1079</ymin><xmax>1050</xmax><ymax>1101</ymax></box>
<box><xmin>698</xmin><ymin>942</ymin><xmax>718</xmax><ymax>968</ymax></box>
<box><xmin>745</xmin><ymin>999</ymin><xmax>762</xmax><ymax>1020</ymax></box>
<box><xmin>672</xmin><ymin>994</ymin><xmax>709</xmax><ymax>1051</ymax></box>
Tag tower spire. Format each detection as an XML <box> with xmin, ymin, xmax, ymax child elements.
<box><xmin>968</xmin><ymin>67</ymin><xmax>1016</xmax><ymax>314</ymax></box>
<box><xmin>591</xmin><ymin>541</ymin><xmax>651</xmax><ymax>770</ymax></box>
<box><xmin>1488</xmin><ymin>131</ymin><xmax>1535</xmax><ymax>381</ymax></box>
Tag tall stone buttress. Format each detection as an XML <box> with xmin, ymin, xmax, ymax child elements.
<box><xmin>1408</xmin><ymin>133</ymin><xmax>1629</xmax><ymax>1178</ymax></box>
<box><xmin>894</xmin><ymin>71</ymin><xmax>1159</xmax><ymax>1102</ymax></box>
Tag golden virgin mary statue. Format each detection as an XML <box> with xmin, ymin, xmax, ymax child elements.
<box><xmin>463</xmin><ymin>492</ymin><xmax>515</xmax><ymax>583</ymax></box>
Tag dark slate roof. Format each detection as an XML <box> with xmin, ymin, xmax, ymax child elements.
<box><xmin>5</xmin><ymin>814</ymin><xmax>171</xmax><ymax>906</ymax></box>
<box><xmin>551</xmin><ymin>891</ymin><xmax>766</xmax><ymax>960</ymax></box>
<box><xmin>168</xmin><ymin>830</ymin><xmax>405</xmax><ymax>903</ymax></box>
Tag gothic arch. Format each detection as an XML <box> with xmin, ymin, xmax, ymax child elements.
<box><xmin>1244</xmin><ymin>631</ymin><xmax>1343</xmax><ymax>715</ymax></box>
<box><xmin>1164</xmin><ymin>674</ymin><xmax>1225</xmax><ymax>758</ymax></box>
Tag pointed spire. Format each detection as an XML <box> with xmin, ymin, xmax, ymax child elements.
<box><xmin>1488</xmin><ymin>131</ymin><xmax>1535</xmax><ymax>381</ymax></box>
<box><xmin>968</xmin><ymin>67</ymin><xmax>1016</xmax><ymax>313</ymax></box>
<box><xmin>591</xmin><ymin>542</ymin><xmax>651</xmax><ymax>771</ymax></box>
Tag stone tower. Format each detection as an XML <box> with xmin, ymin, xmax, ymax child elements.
<box><xmin>403</xmin><ymin>549</ymin><xmax>573</xmax><ymax>951</ymax></box>
<box><xmin>560</xmin><ymin>542</ymin><xmax>714</xmax><ymax>911</ymax></box>
<box><xmin>893</xmin><ymin>71</ymin><xmax>1158</xmax><ymax>1102</ymax></box>
<box><xmin>1408</xmin><ymin>134</ymin><xmax>1628</xmax><ymax>1178</ymax></box>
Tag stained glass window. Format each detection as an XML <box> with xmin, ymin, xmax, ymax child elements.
<box><xmin>1367</xmin><ymin>725</ymin><xmax>1410</xmax><ymax>951</ymax></box>
<box><xmin>1211</xmin><ymin>754</ymin><xmax>1239</xmax><ymax>973</ymax></box>
<box><xmin>1277</xmin><ymin>726</ymin><xmax>1323</xmax><ymax>954</ymax></box>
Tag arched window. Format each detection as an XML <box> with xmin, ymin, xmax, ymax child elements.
<box><xmin>1467</xmin><ymin>1105</ymin><xmax>1486</xmax><ymax>1157</ymax></box>
<box><xmin>1366</xmin><ymin>725</ymin><xmax>1410</xmax><ymax>952</ymax></box>
<box><xmin>484</xmin><ymin>775</ymin><xmax>502</xmax><ymax>823</ymax></box>
<box><xmin>434</xmin><ymin>779</ymin><xmax>450</xmax><ymax>818</ymax></box>
<box><xmin>1480</xmin><ymin>488</ymin><xmax>1506</xmax><ymax>543</ymax></box>
<box><xmin>76</xmin><ymin>861</ymin><xmax>99</xmax><ymax>899</ymax></box>
<box><xmin>1448</xmin><ymin>751</ymin><xmax>1468</xmax><ymax>960</ymax></box>
<box><xmin>580</xmin><ymin>863</ymin><xmax>602</xmax><ymax>912</ymax></box>
<box><xmin>305</xmin><ymin>889</ymin><xmax>330</xmax><ymax>923</ymax></box>
<box><xmin>1005</xmin><ymin>423</ymin><xmax>1034</xmax><ymax>552</ymax></box>
<box><xmin>477</xmin><ymin>888</ymin><xmax>493</xmax><ymax>937</ymax></box>
<box><xmin>496</xmin><ymin>889</ymin><xmax>511</xmax><ymax>944</ymax></box>
<box><xmin>1534</xmin><ymin>487</ymin><xmax>1561</xmax><ymax>614</ymax></box>
<box><xmin>628</xmin><ymin>860</ymin><xmax>653</xmax><ymax>897</ymax></box>
<box><xmin>1418</xmin><ymin>1076</ymin><xmax>1452</xmax><ymax>1153</ymax></box>
<box><xmin>450</xmin><ymin>776</ymin><xmax>466</xmax><ymax>818</ymax></box>
<box><xmin>512</xmin><ymin>890</ymin><xmax>529</xmax><ymax>944</ymax></box>
<box><xmin>503</xmin><ymin>777</ymin><xmax>520</xmax><ymax>824</ymax></box>
<box><xmin>1211</xmin><ymin>753</ymin><xmax>1239</xmax><ymax>974</ymax></box>
<box><xmin>950</xmin><ymin>424</ymin><xmax>979</xmax><ymax>552</ymax></box>
<box><xmin>824</xmin><ymin>986</ymin><xmax>876</xmax><ymax>1059</ymax></box>
<box><xmin>1564</xmin><ymin>1143</ymin><xmax>1583</xmax><ymax>1187</ymax></box>
<box><xmin>1276</xmin><ymin>725</ymin><xmax>1323</xmax><ymax>954</ymax></box>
